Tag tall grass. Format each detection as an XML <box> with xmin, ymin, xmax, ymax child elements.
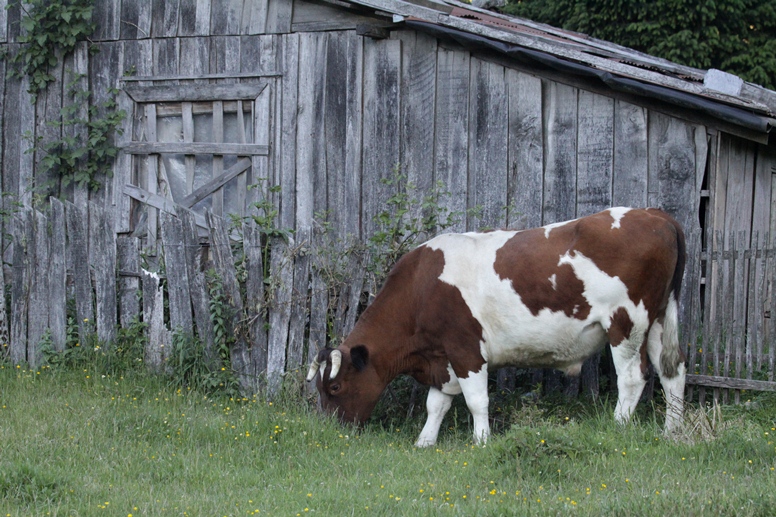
<box><xmin>1</xmin><ymin>361</ymin><xmax>774</xmax><ymax>516</ymax></box>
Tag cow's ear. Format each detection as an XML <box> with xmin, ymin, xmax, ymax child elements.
<box><xmin>350</xmin><ymin>345</ymin><xmax>369</xmax><ymax>372</ymax></box>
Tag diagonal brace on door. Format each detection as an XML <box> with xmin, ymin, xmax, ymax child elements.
<box><xmin>179</xmin><ymin>157</ymin><xmax>252</xmax><ymax>208</ymax></box>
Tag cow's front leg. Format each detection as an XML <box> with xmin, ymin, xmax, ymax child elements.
<box><xmin>458</xmin><ymin>365</ymin><xmax>490</xmax><ymax>445</ymax></box>
<box><xmin>415</xmin><ymin>387</ymin><xmax>454</xmax><ymax>447</ymax></box>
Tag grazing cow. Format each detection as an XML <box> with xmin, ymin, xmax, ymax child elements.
<box><xmin>306</xmin><ymin>208</ymin><xmax>686</xmax><ymax>446</ymax></box>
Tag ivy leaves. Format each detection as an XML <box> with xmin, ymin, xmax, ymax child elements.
<box><xmin>9</xmin><ymin>0</ymin><xmax>96</xmax><ymax>99</ymax></box>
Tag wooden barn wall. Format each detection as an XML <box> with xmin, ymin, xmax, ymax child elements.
<box><xmin>2</xmin><ymin>0</ymin><xmax>775</xmax><ymax>392</ymax></box>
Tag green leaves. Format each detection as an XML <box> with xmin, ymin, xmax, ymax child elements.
<box><xmin>8</xmin><ymin>0</ymin><xmax>96</xmax><ymax>99</ymax></box>
<box><xmin>503</xmin><ymin>0</ymin><xmax>776</xmax><ymax>89</ymax></box>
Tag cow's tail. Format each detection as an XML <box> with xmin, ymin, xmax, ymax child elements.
<box><xmin>660</xmin><ymin>218</ymin><xmax>686</xmax><ymax>379</ymax></box>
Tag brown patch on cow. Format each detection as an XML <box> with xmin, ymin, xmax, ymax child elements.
<box><xmin>608</xmin><ymin>307</ymin><xmax>634</xmax><ymax>347</ymax></box>
<box><xmin>571</xmin><ymin>210</ymin><xmax>679</xmax><ymax>318</ymax></box>
<box><xmin>411</xmin><ymin>247</ymin><xmax>487</xmax><ymax>384</ymax></box>
<box><xmin>494</xmin><ymin>227</ymin><xmax>591</xmax><ymax>320</ymax></box>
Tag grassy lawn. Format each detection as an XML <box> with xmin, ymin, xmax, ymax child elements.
<box><xmin>1</xmin><ymin>363</ymin><xmax>775</xmax><ymax>517</ymax></box>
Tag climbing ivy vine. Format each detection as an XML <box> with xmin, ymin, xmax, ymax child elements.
<box><xmin>7</xmin><ymin>0</ymin><xmax>96</xmax><ymax>100</ymax></box>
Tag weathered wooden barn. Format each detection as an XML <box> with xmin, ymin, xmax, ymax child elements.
<box><xmin>1</xmin><ymin>0</ymin><xmax>775</xmax><ymax>400</ymax></box>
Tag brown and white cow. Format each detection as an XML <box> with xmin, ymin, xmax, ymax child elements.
<box><xmin>306</xmin><ymin>207</ymin><xmax>686</xmax><ymax>446</ymax></box>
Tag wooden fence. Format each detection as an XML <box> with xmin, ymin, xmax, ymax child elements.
<box><xmin>4</xmin><ymin>198</ymin><xmax>776</xmax><ymax>401</ymax></box>
<box><xmin>685</xmin><ymin>230</ymin><xmax>776</xmax><ymax>404</ymax></box>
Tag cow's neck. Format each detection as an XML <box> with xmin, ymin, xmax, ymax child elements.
<box><xmin>351</xmin><ymin>283</ymin><xmax>420</xmax><ymax>385</ymax></box>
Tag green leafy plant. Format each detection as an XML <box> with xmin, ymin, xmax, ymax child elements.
<box><xmin>366</xmin><ymin>169</ymin><xmax>466</xmax><ymax>288</ymax></box>
<box><xmin>26</xmin><ymin>79</ymin><xmax>126</xmax><ymax>191</ymax></box>
<box><xmin>7</xmin><ymin>0</ymin><xmax>96</xmax><ymax>99</ymax></box>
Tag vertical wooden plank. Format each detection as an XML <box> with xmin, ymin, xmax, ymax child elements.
<box><xmin>266</xmin><ymin>0</ymin><xmax>293</xmax><ymax>34</ymax></box>
<box><xmin>89</xmin><ymin>203</ymin><xmax>117</xmax><ymax>345</ymax></box>
<box><xmin>212</xmin><ymin>101</ymin><xmax>224</xmax><ymax>216</ymax></box>
<box><xmin>576</xmin><ymin>91</ymin><xmax>614</xmax><ymax>216</ymax></box>
<box><xmin>120</xmin><ymin>0</ymin><xmax>152</xmax><ymax>39</ymax></box>
<box><xmin>751</xmin><ymin>144</ymin><xmax>775</xmax><ymax>367</ymax></box>
<box><xmin>260</xmin><ymin>34</ymin><xmax>299</xmax><ymax>395</ymax></box>
<box><xmin>467</xmin><ymin>58</ymin><xmax>508</xmax><ymax>230</ymax></box>
<box><xmin>542</xmin><ymin>81</ymin><xmax>577</xmax><ymax>225</ymax></box>
<box><xmin>89</xmin><ymin>41</ymin><xmax>121</xmax><ymax>208</ymax></box>
<box><xmin>151</xmin><ymin>0</ymin><xmax>181</xmax><ymax>38</ymax></box>
<box><xmin>2</xmin><ymin>53</ymin><xmax>22</xmax><ymax>231</ymax></box>
<box><xmin>18</xmin><ymin>74</ymin><xmax>35</xmax><ymax>207</ymax></box>
<box><xmin>93</xmin><ymin>0</ymin><xmax>120</xmax><ymax>40</ymax></box>
<box><xmin>362</xmin><ymin>37</ymin><xmax>401</xmax><ymax>239</ymax></box>
<box><xmin>242</xmin><ymin>0</ymin><xmax>269</xmax><ymax>34</ymax></box>
<box><xmin>236</xmin><ymin>100</ymin><xmax>248</xmax><ymax>215</ymax></box>
<box><xmin>745</xmin><ymin>231</ymin><xmax>760</xmax><ymax>379</ymax></box>
<box><xmin>10</xmin><ymin>210</ymin><xmax>31</xmax><ymax>364</ymax></box>
<box><xmin>27</xmin><ymin>210</ymin><xmax>49</xmax><ymax>368</ymax></box>
<box><xmin>141</xmin><ymin>269</ymin><xmax>168</xmax><ymax>371</ymax></box>
<box><xmin>396</xmin><ymin>30</ymin><xmax>437</xmax><ymax>200</ymax></box>
<box><xmin>207</xmin><ymin>212</ymin><xmax>251</xmax><ymax>392</ymax></box>
<box><xmin>179</xmin><ymin>0</ymin><xmax>212</xmax><ymax>36</ymax></box>
<box><xmin>143</xmin><ymin>104</ymin><xmax>159</xmax><ymax>254</ymax></box>
<box><xmin>160</xmin><ymin>211</ymin><xmax>194</xmax><ymax>333</ymax></box>
<box><xmin>35</xmin><ymin>56</ymin><xmax>64</xmax><ymax>200</ymax></box>
<box><xmin>49</xmin><ymin>198</ymin><xmax>67</xmax><ymax>352</ymax></box>
<box><xmin>287</xmin><ymin>32</ymin><xmax>326</xmax><ymax>372</ymax></box>
<box><xmin>211</xmin><ymin>0</ymin><xmax>242</xmax><ymax>35</ymax></box>
<box><xmin>176</xmin><ymin>207</ymin><xmax>216</xmax><ymax>366</ymax></box>
<box><xmin>180</xmin><ymin>37</ymin><xmax>211</xmax><ymax>80</ymax></box>
<box><xmin>506</xmin><ymin>69</ymin><xmax>542</xmax><ymax>229</ymax></box>
<box><xmin>117</xmin><ymin>236</ymin><xmax>141</xmax><ymax>328</ymax></box>
<box><xmin>65</xmin><ymin>201</ymin><xmax>94</xmax><ymax>341</ymax></box>
<box><xmin>65</xmin><ymin>42</ymin><xmax>91</xmax><ymax>208</ymax></box>
<box><xmin>733</xmin><ymin>231</ymin><xmax>747</xmax><ymax>391</ymax></box>
<box><xmin>612</xmin><ymin>100</ymin><xmax>648</xmax><ymax>207</ymax></box>
<box><xmin>649</xmin><ymin>114</ymin><xmax>700</xmax><ymax>336</ymax></box>
<box><xmin>325</xmin><ymin>30</ymin><xmax>363</xmax><ymax>239</ymax></box>
<box><xmin>434</xmin><ymin>48</ymin><xmax>469</xmax><ymax>233</ymax></box>
<box><xmin>244</xmin><ymin>221</ymin><xmax>268</xmax><ymax>386</ymax></box>
<box><xmin>0</xmin><ymin>0</ymin><xmax>7</xmax><ymax>42</ymax></box>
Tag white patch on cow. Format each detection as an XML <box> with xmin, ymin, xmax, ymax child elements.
<box><xmin>456</xmin><ymin>351</ymin><xmax>490</xmax><ymax>445</ymax></box>
<box><xmin>543</xmin><ymin>218</ymin><xmax>577</xmax><ymax>239</ymax></box>
<box><xmin>548</xmin><ymin>273</ymin><xmax>557</xmax><ymax>290</ymax></box>
<box><xmin>608</xmin><ymin>207</ymin><xmax>632</xmax><ymax>229</ymax></box>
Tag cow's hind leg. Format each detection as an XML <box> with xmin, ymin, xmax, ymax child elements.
<box><xmin>416</xmin><ymin>387</ymin><xmax>454</xmax><ymax>447</ymax></box>
<box><xmin>646</xmin><ymin>299</ymin><xmax>686</xmax><ymax>433</ymax></box>
<box><xmin>457</xmin><ymin>364</ymin><xmax>490</xmax><ymax>445</ymax></box>
<box><xmin>609</xmin><ymin>322</ymin><xmax>648</xmax><ymax>425</ymax></box>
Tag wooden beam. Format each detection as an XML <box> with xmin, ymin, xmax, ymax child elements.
<box><xmin>123</xmin><ymin>82</ymin><xmax>267</xmax><ymax>102</ymax></box>
<box><xmin>123</xmin><ymin>184</ymin><xmax>207</xmax><ymax>229</ymax></box>
<box><xmin>122</xmin><ymin>142</ymin><xmax>269</xmax><ymax>156</ymax></box>
<box><xmin>179</xmin><ymin>157</ymin><xmax>252</xmax><ymax>208</ymax></box>
<box><xmin>686</xmin><ymin>374</ymin><xmax>776</xmax><ymax>392</ymax></box>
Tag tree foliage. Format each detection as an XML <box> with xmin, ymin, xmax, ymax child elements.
<box><xmin>502</xmin><ymin>0</ymin><xmax>776</xmax><ymax>89</ymax></box>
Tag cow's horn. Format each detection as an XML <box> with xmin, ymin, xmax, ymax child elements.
<box><xmin>305</xmin><ymin>358</ymin><xmax>321</xmax><ymax>382</ymax></box>
<box><xmin>329</xmin><ymin>350</ymin><xmax>342</xmax><ymax>379</ymax></box>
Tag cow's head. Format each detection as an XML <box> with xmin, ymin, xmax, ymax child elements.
<box><xmin>306</xmin><ymin>345</ymin><xmax>385</xmax><ymax>425</ymax></box>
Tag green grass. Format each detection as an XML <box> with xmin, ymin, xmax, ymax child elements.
<box><xmin>1</xmin><ymin>363</ymin><xmax>775</xmax><ymax>517</ymax></box>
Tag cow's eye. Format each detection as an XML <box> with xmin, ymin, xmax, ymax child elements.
<box><xmin>330</xmin><ymin>383</ymin><xmax>341</xmax><ymax>393</ymax></box>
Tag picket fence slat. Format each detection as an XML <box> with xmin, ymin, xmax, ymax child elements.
<box><xmin>161</xmin><ymin>211</ymin><xmax>194</xmax><ymax>333</ymax></box>
<box><xmin>207</xmin><ymin>212</ymin><xmax>252</xmax><ymax>391</ymax></box>
<box><xmin>142</xmin><ymin>269</ymin><xmax>168</xmax><ymax>371</ymax></box>
<box><xmin>65</xmin><ymin>202</ymin><xmax>94</xmax><ymax>341</ymax></box>
<box><xmin>49</xmin><ymin>199</ymin><xmax>67</xmax><ymax>353</ymax></box>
